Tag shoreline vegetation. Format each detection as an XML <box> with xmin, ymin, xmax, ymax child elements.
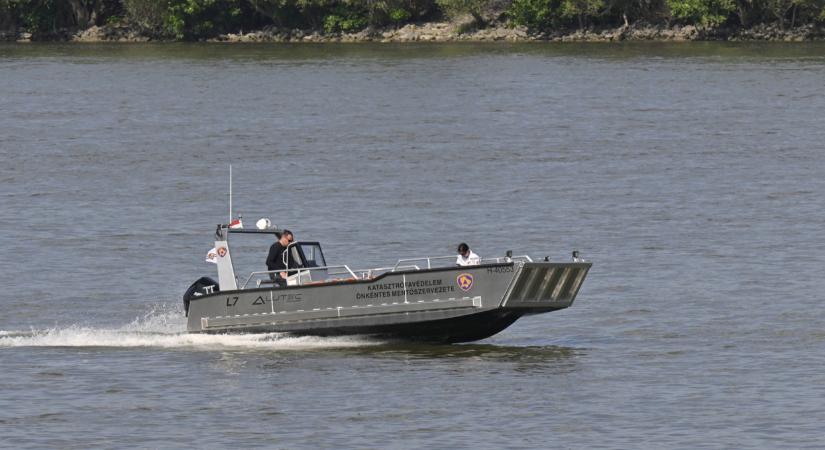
<box><xmin>1</xmin><ymin>0</ymin><xmax>824</xmax><ymax>43</ymax></box>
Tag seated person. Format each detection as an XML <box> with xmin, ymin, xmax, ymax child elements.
<box><xmin>266</xmin><ymin>229</ymin><xmax>294</xmax><ymax>287</ymax></box>
<box><xmin>456</xmin><ymin>242</ymin><xmax>481</xmax><ymax>266</ymax></box>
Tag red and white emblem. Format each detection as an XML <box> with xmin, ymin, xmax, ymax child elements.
<box><xmin>217</xmin><ymin>247</ymin><xmax>227</xmax><ymax>257</ymax></box>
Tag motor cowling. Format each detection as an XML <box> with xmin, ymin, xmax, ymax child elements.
<box><xmin>183</xmin><ymin>277</ymin><xmax>219</xmax><ymax>317</ymax></box>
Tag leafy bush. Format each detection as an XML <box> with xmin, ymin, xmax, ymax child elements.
<box><xmin>164</xmin><ymin>0</ymin><xmax>236</xmax><ymax>38</ymax></box>
<box><xmin>389</xmin><ymin>6</ymin><xmax>412</xmax><ymax>21</ymax></box>
<box><xmin>773</xmin><ymin>0</ymin><xmax>825</xmax><ymax>27</ymax></box>
<box><xmin>559</xmin><ymin>0</ymin><xmax>603</xmax><ymax>27</ymax></box>
<box><xmin>507</xmin><ymin>0</ymin><xmax>558</xmax><ymax>29</ymax></box>
<box><xmin>163</xmin><ymin>0</ymin><xmax>267</xmax><ymax>38</ymax></box>
<box><xmin>359</xmin><ymin>0</ymin><xmax>429</xmax><ymax>26</ymax></box>
<box><xmin>0</xmin><ymin>0</ymin><xmax>11</xmax><ymax>30</ymax></box>
<box><xmin>14</xmin><ymin>0</ymin><xmax>58</xmax><ymax>32</ymax></box>
<box><xmin>323</xmin><ymin>5</ymin><xmax>368</xmax><ymax>32</ymax></box>
<box><xmin>436</xmin><ymin>0</ymin><xmax>491</xmax><ymax>23</ymax></box>
<box><xmin>123</xmin><ymin>0</ymin><xmax>170</xmax><ymax>31</ymax></box>
<box><xmin>666</xmin><ymin>0</ymin><xmax>735</xmax><ymax>26</ymax></box>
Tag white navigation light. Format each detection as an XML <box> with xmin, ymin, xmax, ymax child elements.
<box><xmin>256</xmin><ymin>218</ymin><xmax>272</xmax><ymax>230</ymax></box>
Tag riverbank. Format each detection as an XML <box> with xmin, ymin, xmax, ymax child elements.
<box><xmin>3</xmin><ymin>21</ymin><xmax>825</xmax><ymax>43</ymax></box>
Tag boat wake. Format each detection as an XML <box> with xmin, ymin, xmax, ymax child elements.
<box><xmin>0</xmin><ymin>306</ymin><xmax>381</xmax><ymax>350</ymax></box>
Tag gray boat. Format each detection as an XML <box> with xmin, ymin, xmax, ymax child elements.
<box><xmin>184</xmin><ymin>224</ymin><xmax>592</xmax><ymax>343</ymax></box>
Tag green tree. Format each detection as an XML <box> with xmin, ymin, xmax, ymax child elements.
<box><xmin>12</xmin><ymin>0</ymin><xmax>59</xmax><ymax>32</ymax></box>
<box><xmin>667</xmin><ymin>0</ymin><xmax>735</xmax><ymax>26</ymax></box>
<box><xmin>559</xmin><ymin>0</ymin><xmax>603</xmax><ymax>27</ymax></box>
<box><xmin>782</xmin><ymin>0</ymin><xmax>825</xmax><ymax>26</ymax></box>
<box><xmin>1</xmin><ymin>0</ymin><xmax>14</xmax><ymax>31</ymax></box>
<box><xmin>436</xmin><ymin>0</ymin><xmax>480</xmax><ymax>24</ymax></box>
<box><xmin>507</xmin><ymin>0</ymin><xmax>558</xmax><ymax>29</ymax></box>
<box><xmin>437</xmin><ymin>0</ymin><xmax>496</xmax><ymax>24</ymax></box>
<box><xmin>322</xmin><ymin>2</ymin><xmax>368</xmax><ymax>31</ymax></box>
<box><xmin>732</xmin><ymin>0</ymin><xmax>758</xmax><ymax>26</ymax></box>
<box><xmin>164</xmin><ymin>0</ymin><xmax>265</xmax><ymax>39</ymax></box>
<box><xmin>765</xmin><ymin>0</ymin><xmax>794</xmax><ymax>27</ymax></box>
<box><xmin>65</xmin><ymin>0</ymin><xmax>101</xmax><ymax>28</ymax></box>
<box><xmin>252</xmin><ymin>0</ymin><xmax>366</xmax><ymax>30</ymax></box>
<box><xmin>363</xmin><ymin>0</ymin><xmax>430</xmax><ymax>25</ymax></box>
<box><xmin>123</xmin><ymin>0</ymin><xmax>170</xmax><ymax>31</ymax></box>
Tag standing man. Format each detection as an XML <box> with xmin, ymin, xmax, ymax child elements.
<box><xmin>456</xmin><ymin>243</ymin><xmax>481</xmax><ymax>266</ymax></box>
<box><xmin>266</xmin><ymin>229</ymin><xmax>294</xmax><ymax>287</ymax></box>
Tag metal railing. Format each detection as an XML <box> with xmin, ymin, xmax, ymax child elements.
<box><xmin>390</xmin><ymin>255</ymin><xmax>533</xmax><ymax>271</ymax></box>
<box><xmin>241</xmin><ymin>264</ymin><xmax>359</xmax><ymax>289</ymax></box>
<box><xmin>239</xmin><ymin>255</ymin><xmax>533</xmax><ymax>289</ymax></box>
<box><xmin>481</xmin><ymin>255</ymin><xmax>533</xmax><ymax>264</ymax></box>
<box><xmin>391</xmin><ymin>256</ymin><xmax>458</xmax><ymax>271</ymax></box>
<box><xmin>355</xmin><ymin>265</ymin><xmax>421</xmax><ymax>279</ymax></box>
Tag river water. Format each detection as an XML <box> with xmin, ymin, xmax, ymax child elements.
<box><xmin>1</xmin><ymin>42</ymin><xmax>824</xmax><ymax>448</ymax></box>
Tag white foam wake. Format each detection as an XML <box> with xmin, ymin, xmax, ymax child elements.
<box><xmin>0</xmin><ymin>307</ymin><xmax>380</xmax><ymax>350</ymax></box>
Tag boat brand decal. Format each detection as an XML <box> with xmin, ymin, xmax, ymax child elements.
<box><xmin>274</xmin><ymin>293</ymin><xmax>303</xmax><ymax>303</ymax></box>
<box><xmin>217</xmin><ymin>247</ymin><xmax>227</xmax><ymax>257</ymax></box>
<box><xmin>253</xmin><ymin>296</ymin><xmax>266</xmax><ymax>305</ymax></box>
<box><xmin>457</xmin><ymin>273</ymin><xmax>474</xmax><ymax>292</ymax></box>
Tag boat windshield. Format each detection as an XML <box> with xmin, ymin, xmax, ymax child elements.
<box><xmin>299</xmin><ymin>243</ymin><xmax>326</xmax><ymax>268</ymax></box>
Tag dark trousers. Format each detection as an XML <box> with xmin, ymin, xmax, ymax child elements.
<box><xmin>269</xmin><ymin>273</ymin><xmax>286</xmax><ymax>288</ymax></box>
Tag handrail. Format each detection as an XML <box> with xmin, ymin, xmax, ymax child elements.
<box><xmin>241</xmin><ymin>264</ymin><xmax>358</xmax><ymax>289</ymax></box>
<box><xmin>241</xmin><ymin>256</ymin><xmax>534</xmax><ymax>289</ymax></box>
<box><xmin>356</xmin><ymin>265</ymin><xmax>421</xmax><ymax>279</ymax></box>
<box><xmin>480</xmin><ymin>255</ymin><xmax>533</xmax><ymax>263</ymax></box>
<box><xmin>391</xmin><ymin>254</ymin><xmax>533</xmax><ymax>271</ymax></box>
<box><xmin>391</xmin><ymin>255</ymin><xmax>456</xmax><ymax>271</ymax></box>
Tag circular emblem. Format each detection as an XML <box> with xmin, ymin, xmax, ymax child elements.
<box><xmin>217</xmin><ymin>247</ymin><xmax>227</xmax><ymax>257</ymax></box>
<box><xmin>457</xmin><ymin>273</ymin><xmax>474</xmax><ymax>292</ymax></box>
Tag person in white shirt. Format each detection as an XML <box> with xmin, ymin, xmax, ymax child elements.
<box><xmin>456</xmin><ymin>243</ymin><xmax>481</xmax><ymax>266</ymax></box>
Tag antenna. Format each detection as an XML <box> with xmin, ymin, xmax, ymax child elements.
<box><xmin>229</xmin><ymin>164</ymin><xmax>233</xmax><ymax>223</ymax></box>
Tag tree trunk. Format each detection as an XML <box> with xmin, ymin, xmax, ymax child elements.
<box><xmin>790</xmin><ymin>4</ymin><xmax>796</xmax><ymax>29</ymax></box>
<box><xmin>735</xmin><ymin>0</ymin><xmax>756</xmax><ymax>27</ymax></box>
<box><xmin>249</xmin><ymin>0</ymin><xmax>278</xmax><ymax>20</ymax></box>
<box><xmin>1</xmin><ymin>7</ymin><xmax>13</xmax><ymax>32</ymax></box>
<box><xmin>471</xmin><ymin>12</ymin><xmax>486</xmax><ymax>27</ymax></box>
<box><xmin>67</xmin><ymin>0</ymin><xmax>98</xmax><ymax>28</ymax></box>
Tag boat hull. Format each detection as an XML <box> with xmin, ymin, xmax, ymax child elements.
<box><xmin>211</xmin><ymin>308</ymin><xmax>528</xmax><ymax>344</ymax></box>
<box><xmin>186</xmin><ymin>261</ymin><xmax>591</xmax><ymax>343</ymax></box>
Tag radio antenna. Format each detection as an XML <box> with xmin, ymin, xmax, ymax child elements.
<box><xmin>229</xmin><ymin>164</ymin><xmax>233</xmax><ymax>223</ymax></box>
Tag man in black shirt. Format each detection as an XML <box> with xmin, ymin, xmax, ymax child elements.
<box><xmin>266</xmin><ymin>229</ymin><xmax>294</xmax><ymax>287</ymax></box>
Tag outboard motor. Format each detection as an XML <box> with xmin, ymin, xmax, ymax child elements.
<box><xmin>183</xmin><ymin>277</ymin><xmax>219</xmax><ymax>317</ymax></box>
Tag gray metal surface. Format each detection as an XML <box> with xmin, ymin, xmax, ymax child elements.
<box><xmin>187</xmin><ymin>261</ymin><xmax>592</xmax><ymax>335</ymax></box>
<box><xmin>501</xmin><ymin>262</ymin><xmax>592</xmax><ymax>310</ymax></box>
<box><xmin>202</xmin><ymin>296</ymin><xmax>482</xmax><ymax>330</ymax></box>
